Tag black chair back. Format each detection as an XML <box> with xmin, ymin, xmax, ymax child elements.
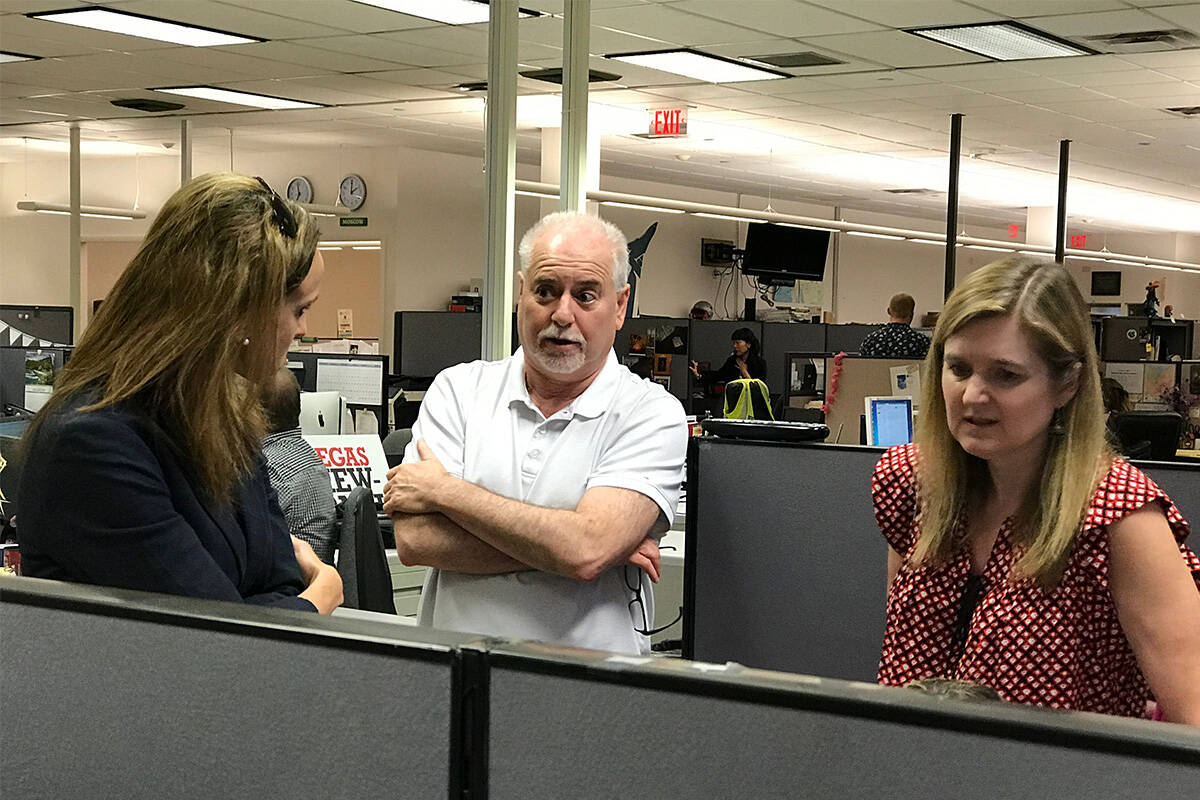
<box><xmin>337</xmin><ymin>487</ymin><xmax>396</xmax><ymax>614</ymax></box>
<box><xmin>382</xmin><ymin>428</ymin><xmax>413</xmax><ymax>469</ymax></box>
<box><xmin>1112</xmin><ymin>411</ymin><xmax>1183</xmax><ymax>461</ymax></box>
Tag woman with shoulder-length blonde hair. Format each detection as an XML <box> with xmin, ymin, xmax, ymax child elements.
<box><xmin>18</xmin><ymin>173</ymin><xmax>341</xmax><ymax>613</ymax></box>
<box><xmin>873</xmin><ymin>256</ymin><xmax>1200</xmax><ymax>723</ymax></box>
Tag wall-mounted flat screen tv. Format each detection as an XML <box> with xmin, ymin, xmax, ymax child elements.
<box><xmin>1090</xmin><ymin>270</ymin><xmax>1122</xmax><ymax>296</ymax></box>
<box><xmin>741</xmin><ymin>223</ymin><xmax>831</xmax><ymax>284</ymax></box>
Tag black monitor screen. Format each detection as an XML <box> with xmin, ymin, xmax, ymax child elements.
<box><xmin>742</xmin><ymin>223</ymin><xmax>831</xmax><ymax>283</ymax></box>
<box><xmin>1090</xmin><ymin>270</ymin><xmax>1121</xmax><ymax>296</ymax></box>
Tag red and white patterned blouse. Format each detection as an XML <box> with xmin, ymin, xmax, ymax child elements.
<box><xmin>874</xmin><ymin>443</ymin><xmax>1199</xmax><ymax>718</ymax></box>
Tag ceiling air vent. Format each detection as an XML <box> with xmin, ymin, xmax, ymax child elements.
<box><xmin>519</xmin><ymin>68</ymin><xmax>622</xmax><ymax>84</ymax></box>
<box><xmin>1164</xmin><ymin>106</ymin><xmax>1200</xmax><ymax>117</ymax></box>
<box><xmin>743</xmin><ymin>52</ymin><xmax>844</xmax><ymax>69</ymax></box>
<box><xmin>110</xmin><ymin>98</ymin><xmax>184</xmax><ymax>112</ymax></box>
<box><xmin>1083</xmin><ymin>29</ymin><xmax>1199</xmax><ymax>53</ymax></box>
<box><xmin>884</xmin><ymin>188</ymin><xmax>940</xmax><ymax>196</ymax></box>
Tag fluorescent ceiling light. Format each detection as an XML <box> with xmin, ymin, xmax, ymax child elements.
<box><xmin>1017</xmin><ymin>249</ymin><xmax>1049</xmax><ymax>256</ymax></box>
<box><xmin>1068</xmin><ymin>255</ymin><xmax>1107</xmax><ymax>262</ymax></box>
<box><xmin>965</xmin><ymin>244</ymin><xmax>1013</xmax><ymax>252</ymax></box>
<box><xmin>907</xmin><ymin>238</ymin><xmax>945</xmax><ymax>245</ymax></box>
<box><xmin>317</xmin><ymin>246</ymin><xmax>343</xmax><ymax>251</ymax></box>
<box><xmin>16</xmin><ymin>200</ymin><xmax>146</xmax><ymax>220</ymax></box>
<box><xmin>28</xmin><ymin>8</ymin><xmax>259</xmax><ymax>47</ymax></box>
<box><xmin>1</xmin><ymin>51</ymin><xmax>40</xmax><ymax>63</ymax></box>
<box><xmin>515</xmin><ymin>189</ymin><xmax>558</xmax><ymax>199</ymax></box>
<box><xmin>349</xmin><ymin>0</ymin><xmax>538</xmax><ymax>25</ymax></box>
<box><xmin>352</xmin><ymin>245</ymin><xmax>382</xmax><ymax>250</ymax></box>
<box><xmin>0</xmin><ymin>137</ymin><xmax>164</xmax><ymax>156</ymax></box>
<box><xmin>1105</xmin><ymin>258</ymin><xmax>1143</xmax><ymax>266</ymax></box>
<box><xmin>908</xmin><ymin>23</ymin><xmax>1092</xmax><ymax>61</ymax></box>
<box><xmin>321</xmin><ymin>240</ymin><xmax>380</xmax><ymax>247</ymax></box>
<box><xmin>600</xmin><ymin>201</ymin><xmax>685</xmax><ymax>214</ymax></box>
<box><xmin>777</xmin><ymin>222</ymin><xmax>838</xmax><ymax>232</ymax></box>
<box><xmin>154</xmin><ymin>86</ymin><xmax>320</xmax><ymax>110</ymax></box>
<box><xmin>847</xmin><ymin>231</ymin><xmax>905</xmax><ymax>241</ymax></box>
<box><xmin>607</xmin><ymin>49</ymin><xmax>788</xmax><ymax>84</ymax></box>
<box><xmin>693</xmin><ymin>212</ymin><xmax>761</xmax><ymax>223</ymax></box>
<box><xmin>299</xmin><ymin>203</ymin><xmax>349</xmax><ymax>217</ymax></box>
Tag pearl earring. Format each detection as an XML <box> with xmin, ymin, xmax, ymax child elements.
<box><xmin>242</xmin><ymin>338</ymin><xmax>250</xmax><ymax>346</ymax></box>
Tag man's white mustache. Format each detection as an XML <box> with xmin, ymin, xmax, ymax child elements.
<box><xmin>538</xmin><ymin>326</ymin><xmax>584</xmax><ymax>345</ymax></box>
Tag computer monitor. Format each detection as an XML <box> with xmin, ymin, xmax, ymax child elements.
<box><xmin>864</xmin><ymin>396</ymin><xmax>913</xmax><ymax>447</ymax></box>
<box><xmin>299</xmin><ymin>391</ymin><xmax>353</xmax><ymax>435</ymax></box>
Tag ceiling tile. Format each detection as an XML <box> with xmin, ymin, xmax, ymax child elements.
<box><xmin>116</xmin><ymin>0</ymin><xmax>340</xmax><ymax>39</ymax></box>
<box><xmin>215</xmin><ymin>40</ymin><xmax>408</xmax><ymax>73</ymax></box>
<box><xmin>216</xmin><ymin>0</ymin><xmax>433</xmax><ymax>34</ymax></box>
<box><xmin>672</xmin><ymin>0</ymin><xmax>885</xmax><ymax>37</ymax></box>
<box><xmin>590</xmin><ymin>4</ymin><xmax>778</xmax><ymax>47</ymax></box>
<box><xmin>795</xmin><ymin>30</ymin><xmax>988</xmax><ymax>69</ymax></box>
<box><xmin>800</xmin><ymin>0</ymin><xmax>998</xmax><ymax>28</ymax></box>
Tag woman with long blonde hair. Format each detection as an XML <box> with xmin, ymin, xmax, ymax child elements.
<box><xmin>874</xmin><ymin>256</ymin><xmax>1200</xmax><ymax>723</ymax></box>
<box><xmin>18</xmin><ymin>173</ymin><xmax>341</xmax><ymax>613</ymax></box>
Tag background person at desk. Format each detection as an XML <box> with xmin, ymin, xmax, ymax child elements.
<box><xmin>262</xmin><ymin>368</ymin><xmax>337</xmax><ymax>565</ymax></box>
<box><xmin>383</xmin><ymin>211</ymin><xmax>687</xmax><ymax>655</ymax></box>
<box><xmin>17</xmin><ymin>173</ymin><xmax>342</xmax><ymax>614</ymax></box>
<box><xmin>874</xmin><ymin>257</ymin><xmax>1200</xmax><ymax>724</ymax></box>
<box><xmin>689</xmin><ymin>327</ymin><xmax>766</xmax><ymax>385</ymax></box>
<box><xmin>859</xmin><ymin>292</ymin><xmax>930</xmax><ymax>359</ymax></box>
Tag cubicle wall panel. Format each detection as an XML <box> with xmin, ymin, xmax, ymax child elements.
<box><xmin>1135</xmin><ymin>460</ymin><xmax>1200</xmax><ymax>525</ymax></box>
<box><xmin>395</xmin><ymin>311</ymin><xmax>482</xmax><ymax>378</ymax></box>
<box><xmin>2</xmin><ymin>602</ymin><xmax>452</xmax><ymax>799</ymax></box>
<box><xmin>826</xmin><ymin>323</ymin><xmax>880</xmax><ymax>354</ymax></box>
<box><xmin>687</xmin><ymin>439</ymin><xmax>886</xmax><ymax>681</ymax></box>
<box><xmin>487</xmin><ymin>666</ymin><xmax>1199</xmax><ymax>799</ymax></box>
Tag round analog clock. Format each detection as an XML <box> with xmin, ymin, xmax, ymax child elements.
<box><xmin>286</xmin><ymin>175</ymin><xmax>313</xmax><ymax>204</ymax></box>
<box><xmin>339</xmin><ymin>173</ymin><xmax>367</xmax><ymax>212</ymax></box>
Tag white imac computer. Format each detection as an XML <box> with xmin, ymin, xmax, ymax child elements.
<box><xmin>299</xmin><ymin>391</ymin><xmax>354</xmax><ymax>435</ymax></box>
<box><xmin>864</xmin><ymin>395</ymin><xmax>914</xmax><ymax>447</ymax></box>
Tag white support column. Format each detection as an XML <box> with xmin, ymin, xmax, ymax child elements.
<box><xmin>482</xmin><ymin>0</ymin><xmax>518</xmax><ymax>361</ymax></box>
<box><xmin>180</xmin><ymin>119</ymin><xmax>192</xmax><ymax>184</ymax></box>
<box><xmin>69</xmin><ymin>122</ymin><xmax>82</xmax><ymax>342</ymax></box>
<box><xmin>560</xmin><ymin>0</ymin><xmax>590</xmax><ymax>212</ymax></box>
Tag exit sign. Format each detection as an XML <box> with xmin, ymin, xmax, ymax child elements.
<box><xmin>648</xmin><ymin>107</ymin><xmax>687</xmax><ymax>137</ymax></box>
<box><xmin>1070</xmin><ymin>234</ymin><xmax>1087</xmax><ymax>248</ymax></box>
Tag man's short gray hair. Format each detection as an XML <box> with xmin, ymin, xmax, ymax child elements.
<box><xmin>517</xmin><ymin>211</ymin><xmax>630</xmax><ymax>289</ymax></box>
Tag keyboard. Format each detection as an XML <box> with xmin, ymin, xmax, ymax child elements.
<box><xmin>701</xmin><ymin>418</ymin><xmax>829</xmax><ymax>443</ymax></box>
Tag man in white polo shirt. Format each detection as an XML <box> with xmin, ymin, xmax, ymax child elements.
<box><xmin>383</xmin><ymin>211</ymin><xmax>687</xmax><ymax>654</ymax></box>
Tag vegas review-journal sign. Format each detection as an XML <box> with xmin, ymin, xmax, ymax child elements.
<box><xmin>302</xmin><ymin>434</ymin><xmax>388</xmax><ymax>506</ymax></box>
<box><xmin>648</xmin><ymin>107</ymin><xmax>688</xmax><ymax>137</ymax></box>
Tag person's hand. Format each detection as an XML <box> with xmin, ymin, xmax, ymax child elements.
<box><xmin>736</xmin><ymin>357</ymin><xmax>750</xmax><ymax>379</ymax></box>
<box><xmin>291</xmin><ymin>536</ymin><xmax>324</xmax><ymax>585</ymax></box>
<box><xmin>626</xmin><ymin>536</ymin><xmax>661</xmax><ymax>583</ymax></box>
<box><xmin>689</xmin><ymin>360</ymin><xmax>701</xmax><ymax>378</ymax></box>
<box><xmin>293</xmin><ymin>536</ymin><xmax>343</xmax><ymax>614</ymax></box>
<box><xmin>384</xmin><ymin>439</ymin><xmax>449</xmax><ymax>516</ymax></box>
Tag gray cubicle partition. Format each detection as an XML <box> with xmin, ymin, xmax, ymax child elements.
<box><xmin>684</xmin><ymin>437</ymin><xmax>886</xmax><ymax>680</ymax></box>
<box><xmin>614</xmin><ymin>316</ymin><xmax>689</xmax><ymax>403</ymax></box>
<box><xmin>0</xmin><ymin>345</ymin><xmax>72</xmax><ymax>412</ymax></box>
<box><xmin>485</xmin><ymin>642</ymin><xmax>1200</xmax><ymax>799</ymax></box>
<box><xmin>761</xmin><ymin>321</ymin><xmax>825</xmax><ymax>394</ymax></box>
<box><xmin>826</xmin><ymin>322</ymin><xmax>881</xmax><ymax>354</ymax></box>
<box><xmin>0</xmin><ymin>304</ymin><xmax>74</xmax><ymax>345</ymax></box>
<box><xmin>1</xmin><ymin>577</ymin><xmax>471</xmax><ymax>799</ymax></box>
<box><xmin>394</xmin><ymin>311</ymin><xmax>482</xmax><ymax>377</ymax></box>
<box><xmin>684</xmin><ymin>437</ymin><xmax>1200</xmax><ymax>685</ymax></box>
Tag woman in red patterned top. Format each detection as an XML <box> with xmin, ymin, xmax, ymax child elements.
<box><xmin>874</xmin><ymin>256</ymin><xmax>1200</xmax><ymax>724</ymax></box>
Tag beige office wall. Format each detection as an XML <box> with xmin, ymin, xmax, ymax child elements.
<box><xmin>4</xmin><ymin>145</ymin><xmax>1199</xmax><ymax>353</ymax></box>
<box><xmin>81</xmin><ymin>239</ymin><xmax>141</xmax><ymax>327</ymax></box>
<box><xmin>309</xmin><ymin>246</ymin><xmax>382</xmax><ymax>339</ymax></box>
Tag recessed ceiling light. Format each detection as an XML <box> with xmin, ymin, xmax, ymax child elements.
<box><xmin>154</xmin><ymin>86</ymin><xmax>321</xmax><ymax>110</ymax></box>
<box><xmin>908</xmin><ymin>22</ymin><xmax>1093</xmax><ymax>60</ymax></box>
<box><xmin>349</xmin><ymin>0</ymin><xmax>539</xmax><ymax>25</ymax></box>
<box><xmin>28</xmin><ymin>8</ymin><xmax>260</xmax><ymax>47</ymax></box>
<box><xmin>0</xmin><ymin>51</ymin><xmax>40</xmax><ymax>63</ymax></box>
<box><xmin>606</xmin><ymin>49</ymin><xmax>789</xmax><ymax>83</ymax></box>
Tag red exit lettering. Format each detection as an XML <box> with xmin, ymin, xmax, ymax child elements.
<box><xmin>1070</xmin><ymin>234</ymin><xmax>1087</xmax><ymax>248</ymax></box>
<box><xmin>650</xmin><ymin>108</ymin><xmax>686</xmax><ymax>136</ymax></box>
<box><xmin>1008</xmin><ymin>224</ymin><xmax>1020</xmax><ymax>239</ymax></box>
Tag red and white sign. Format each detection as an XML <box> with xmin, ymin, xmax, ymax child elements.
<box><xmin>302</xmin><ymin>433</ymin><xmax>389</xmax><ymax>506</ymax></box>
<box><xmin>648</xmin><ymin>107</ymin><xmax>688</xmax><ymax>137</ymax></box>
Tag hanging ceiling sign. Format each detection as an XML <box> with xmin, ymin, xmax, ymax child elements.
<box><xmin>648</xmin><ymin>107</ymin><xmax>688</xmax><ymax>138</ymax></box>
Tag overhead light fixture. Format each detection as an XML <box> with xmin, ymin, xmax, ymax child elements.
<box><xmin>908</xmin><ymin>22</ymin><xmax>1093</xmax><ymax>61</ymax></box>
<box><xmin>349</xmin><ymin>0</ymin><xmax>539</xmax><ymax>25</ymax></box>
<box><xmin>1068</xmin><ymin>254</ymin><xmax>1107</xmax><ymax>262</ymax></box>
<box><xmin>515</xmin><ymin>189</ymin><xmax>558</xmax><ymax>199</ymax></box>
<box><xmin>317</xmin><ymin>246</ymin><xmax>343</xmax><ymax>251</ymax></box>
<box><xmin>154</xmin><ymin>86</ymin><xmax>321</xmax><ymax>110</ymax></box>
<box><xmin>777</xmin><ymin>222</ymin><xmax>838</xmax><ymax>232</ymax></box>
<box><xmin>16</xmin><ymin>200</ymin><xmax>146</xmax><ymax>220</ymax></box>
<box><xmin>907</xmin><ymin>238</ymin><xmax>945</xmax><ymax>245</ymax></box>
<box><xmin>693</xmin><ymin>212</ymin><xmax>762</xmax><ymax>223</ymax></box>
<box><xmin>606</xmin><ymin>49</ymin><xmax>789</xmax><ymax>83</ymax></box>
<box><xmin>1</xmin><ymin>51</ymin><xmax>40</xmax><ymax>63</ymax></box>
<box><xmin>28</xmin><ymin>7</ymin><xmax>260</xmax><ymax>47</ymax></box>
<box><xmin>599</xmin><ymin>201</ymin><xmax>685</xmax><ymax>214</ymax></box>
<box><xmin>965</xmin><ymin>244</ymin><xmax>1014</xmax><ymax>252</ymax></box>
<box><xmin>847</xmin><ymin>231</ymin><xmax>905</xmax><ymax>241</ymax></box>
<box><xmin>352</xmin><ymin>245</ymin><xmax>382</xmax><ymax>250</ymax></box>
<box><xmin>1105</xmin><ymin>258</ymin><xmax>1144</xmax><ymax>266</ymax></box>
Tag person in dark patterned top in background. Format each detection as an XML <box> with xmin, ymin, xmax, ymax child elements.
<box><xmin>874</xmin><ymin>257</ymin><xmax>1200</xmax><ymax>724</ymax></box>
<box><xmin>262</xmin><ymin>368</ymin><xmax>337</xmax><ymax>564</ymax></box>
<box><xmin>859</xmin><ymin>292</ymin><xmax>930</xmax><ymax>358</ymax></box>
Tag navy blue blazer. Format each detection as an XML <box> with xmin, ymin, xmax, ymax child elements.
<box><xmin>17</xmin><ymin>391</ymin><xmax>314</xmax><ymax>612</ymax></box>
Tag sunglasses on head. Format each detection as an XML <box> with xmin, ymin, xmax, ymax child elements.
<box><xmin>254</xmin><ymin>176</ymin><xmax>298</xmax><ymax>239</ymax></box>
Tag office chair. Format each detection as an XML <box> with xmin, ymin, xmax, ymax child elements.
<box><xmin>337</xmin><ymin>487</ymin><xmax>396</xmax><ymax>614</ymax></box>
<box><xmin>382</xmin><ymin>428</ymin><xmax>413</xmax><ymax>469</ymax></box>
<box><xmin>1111</xmin><ymin>411</ymin><xmax>1183</xmax><ymax>461</ymax></box>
